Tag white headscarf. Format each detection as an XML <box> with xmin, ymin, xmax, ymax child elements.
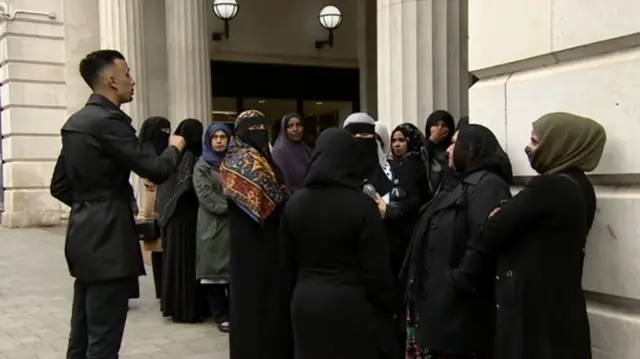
<box><xmin>375</xmin><ymin>122</ymin><xmax>391</xmax><ymax>157</ymax></box>
<box><xmin>374</xmin><ymin>123</ymin><xmax>393</xmax><ymax>181</ymax></box>
<box><xmin>343</xmin><ymin>112</ymin><xmax>375</xmax><ymax>128</ymax></box>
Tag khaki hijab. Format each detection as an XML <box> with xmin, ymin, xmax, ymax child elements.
<box><xmin>530</xmin><ymin>112</ymin><xmax>606</xmax><ymax>174</ymax></box>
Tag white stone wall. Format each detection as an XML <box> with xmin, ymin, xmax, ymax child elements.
<box><xmin>468</xmin><ymin>1</ymin><xmax>640</xmax><ymax>357</ymax></box>
<box><xmin>0</xmin><ymin>0</ymin><xmax>68</xmax><ymax>227</ymax></box>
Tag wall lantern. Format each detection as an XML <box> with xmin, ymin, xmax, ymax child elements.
<box><xmin>212</xmin><ymin>0</ymin><xmax>239</xmax><ymax>41</ymax></box>
<box><xmin>315</xmin><ymin>5</ymin><xmax>342</xmax><ymax>49</ymax></box>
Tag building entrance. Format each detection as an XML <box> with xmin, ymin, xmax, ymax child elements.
<box><xmin>211</xmin><ymin>61</ymin><xmax>360</xmax><ymax>145</ymax></box>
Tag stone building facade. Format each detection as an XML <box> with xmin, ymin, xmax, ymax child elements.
<box><xmin>0</xmin><ymin>0</ymin><xmax>638</xmax><ymax>357</ymax></box>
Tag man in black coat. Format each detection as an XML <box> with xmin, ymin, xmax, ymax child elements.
<box><xmin>50</xmin><ymin>49</ymin><xmax>185</xmax><ymax>359</ymax></box>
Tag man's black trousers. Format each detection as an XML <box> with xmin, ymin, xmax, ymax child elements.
<box><xmin>66</xmin><ymin>277</ymin><xmax>133</xmax><ymax>359</ymax></box>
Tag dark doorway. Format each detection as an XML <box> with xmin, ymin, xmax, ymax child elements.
<box><xmin>210</xmin><ymin>60</ymin><xmax>360</xmax><ymax>145</ymax></box>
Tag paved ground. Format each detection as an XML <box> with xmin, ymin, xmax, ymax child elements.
<box><xmin>0</xmin><ymin>227</ymin><xmax>229</xmax><ymax>359</ymax></box>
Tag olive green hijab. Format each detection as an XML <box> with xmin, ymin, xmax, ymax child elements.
<box><xmin>529</xmin><ymin>112</ymin><xmax>606</xmax><ymax>174</ymax></box>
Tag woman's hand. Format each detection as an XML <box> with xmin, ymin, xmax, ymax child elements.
<box><xmin>143</xmin><ymin>181</ymin><xmax>156</xmax><ymax>192</ymax></box>
<box><xmin>429</xmin><ymin>127</ymin><xmax>449</xmax><ymax>144</ymax></box>
<box><xmin>375</xmin><ymin>194</ymin><xmax>387</xmax><ymax>218</ymax></box>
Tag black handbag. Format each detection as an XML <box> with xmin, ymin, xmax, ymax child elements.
<box><xmin>135</xmin><ymin>218</ymin><xmax>160</xmax><ymax>241</ymax></box>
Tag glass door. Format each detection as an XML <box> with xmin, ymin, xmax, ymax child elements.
<box><xmin>302</xmin><ymin>100</ymin><xmax>353</xmax><ymax>147</ymax></box>
<box><xmin>212</xmin><ymin>97</ymin><xmax>238</xmax><ymax>129</ymax></box>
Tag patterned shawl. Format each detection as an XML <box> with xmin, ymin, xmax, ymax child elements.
<box><xmin>220</xmin><ymin>110</ymin><xmax>288</xmax><ymax>223</ymax></box>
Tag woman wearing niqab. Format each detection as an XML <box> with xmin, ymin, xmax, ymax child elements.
<box><xmin>404</xmin><ymin>124</ymin><xmax>513</xmax><ymax>359</ymax></box>
<box><xmin>281</xmin><ymin>127</ymin><xmax>397</xmax><ymax>359</ymax></box>
<box><xmin>343</xmin><ymin>112</ymin><xmax>394</xmax><ymax>197</ymax></box>
<box><xmin>450</xmin><ymin>112</ymin><xmax>606</xmax><ymax>359</ymax></box>
<box><xmin>138</xmin><ymin>116</ymin><xmax>171</xmax><ymax>301</ymax></box>
<box><xmin>220</xmin><ymin>110</ymin><xmax>291</xmax><ymax>359</ymax></box>
<box><xmin>271</xmin><ymin>113</ymin><xmax>312</xmax><ymax>191</ymax></box>
<box><xmin>156</xmin><ymin>118</ymin><xmax>206</xmax><ymax>323</ymax></box>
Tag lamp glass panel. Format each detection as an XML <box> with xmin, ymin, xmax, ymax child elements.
<box><xmin>318</xmin><ymin>5</ymin><xmax>342</xmax><ymax>29</ymax></box>
<box><xmin>213</xmin><ymin>0</ymin><xmax>238</xmax><ymax>20</ymax></box>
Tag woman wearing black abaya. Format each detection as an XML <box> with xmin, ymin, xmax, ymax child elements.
<box><xmin>420</xmin><ymin>110</ymin><xmax>456</xmax><ymax>199</ymax></box>
<box><xmin>404</xmin><ymin>124</ymin><xmax>513</xmax><ymax>359</ymax></box>
<box><xmin>281</xmin><ymin>128</ymin><xmax>397</xmax><ymax>359</ymax></box>
<box><xmin>220</xmin><ymin>110</ymin><xmax>291</xmax><ymax>359</ymax></box>
<box><xmin>138</xmin><ymin>116</ymin><xmax>171</xmax><ymax>301</ymax></box>
<box><xmin>451</xmin><ymin>113</ymin><xmax>606</xmax><ymax>359</ymax></box>
<box><xmin>156</xmin><ymin>118</ymin><xmax>206</xmax><ymax>323</ymax></box>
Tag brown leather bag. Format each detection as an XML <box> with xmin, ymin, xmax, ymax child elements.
<box><xmin>140</xmin><ymin>181</ymin><xmax>163</xmax><ymax>252</ymax></box>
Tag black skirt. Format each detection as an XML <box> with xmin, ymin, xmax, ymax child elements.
<box><xmin>160</xmin><ymin>190</ymin><xmax>205</xmax><ymax>323</ymax></box>
<box><xmin>228</xmin><ymin>201</ymin><xmax>293</xmax><ymax>359</ymax></box>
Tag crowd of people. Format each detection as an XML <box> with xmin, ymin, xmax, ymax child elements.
<box><xmin>51</xmin><ymin>49</ymin><xmax>607</xmax><ymax>359</ymax></box>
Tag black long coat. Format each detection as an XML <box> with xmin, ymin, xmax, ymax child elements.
<box><xmin>407</xmin><ymin>170</ymin><xmax>511</xmax><ymax>355</ymax></box>
<box><xmin>387</xmin><ymin>154</ymin><xmax>429</xmax><ymax>275</ymax></box>
<box><xmin>281</xmin><ymin>186</ymin><xmax>397</xmax><ymax>359</ymax></box>
<box><xmin>50</xmin><ymin>94</ymin><xmax>181</xmax><ymax>283</ymax></box>
<box><xmin>454</xmin><ymin>168</ymin><xmax>596</xmax><ymax>359</ymax></box>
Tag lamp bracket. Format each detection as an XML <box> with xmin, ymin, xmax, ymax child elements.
<box><xmin>315</xmin><ymin>29</ymin><xmax>334</xmax><ymax>50</ymax></box>
<box><xmin>212</xmin><ymin>20</ymin><xmax>231</xmax><ymax>42</ymax></box>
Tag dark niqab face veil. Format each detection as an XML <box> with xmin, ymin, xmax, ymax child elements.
<box><xmin>175</xmin><ymin>118</ymin><xmax>204</xmax><ymax>157</ymax></box>
<box><xmin>342</xmin><ymin>112</ymin><xmax>394</xmax><ymax>195</ymax></box>
<box><xmin>139</xmin><ymin>116</ymin><xmax>171</xmax><ymax>155</ymax></box>
<box><xmin>236</xmin><ymin>114</ymin><xmax>271</xmax><ymax>158</ymax></box>
<box><xmin>453</xmin><ymin>124</ymin><xmax>513</xmax><ymax>184</ymax></box>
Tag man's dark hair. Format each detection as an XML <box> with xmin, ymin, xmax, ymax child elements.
<box><xmin>78</xmin><ymin>50</ymin><xmax>125</xmax><ymax>90</ymax></box>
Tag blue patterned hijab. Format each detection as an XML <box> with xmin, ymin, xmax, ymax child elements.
<box><xmin>202</xmin><ymin>122</ymin><xmax>232</xmax><ymax>169</ymax></box>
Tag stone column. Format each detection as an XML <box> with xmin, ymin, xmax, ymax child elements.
<box><xmin>143</xmin><ymin>0</ymin><xmax>169</xmax><ymax>119</ymax></box>
<box><xmin>60</xmin><ymin>0</ymin><xmax>101</xmax><ymax>222</ymax></box>
<box><xmin>357</xmin><ymin>0</ymin><xmax>378</xmax><ymax>118</ymax></box>
<box><xmin>165</xmin><ymin>0</ymin><xmax>212</xmax><ymax>128</ymax></box>
<box><xmin>99</xmin><ymin>0</ymin><xmax>150</xmax><ymax>205</ymax></box>
<box><xmin>65</xmin><ymin>1</ymin><xmax>101</xmax><ymax>117</ymax></box>
<box><xmin>98</xmin><ymin>0</ymin><xmax>148</xmax><ymax>129</ymax></box>
<box><xmin>377</xmin><ymin>0</ymin><xmax>468</xmax><ymax>132</ymax></box>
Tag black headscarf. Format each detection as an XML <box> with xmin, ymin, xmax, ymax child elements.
<box><xmin>304</xmin><ymin>128</ymin><xmax>365</xmax><ymax>190</ymax></box>
<box><xmin>391</xmin><ymin>123</ymin><xmax>425</xmax><ymax>163</ymax></box>
<box><xmin>421</xmin><ymin>110</ymin><xmax>456</xmax><ymax>196</ymax></box>
<box><xmin>457</xmin><ymin>116</ymin><xmax>470</xmax><ymax>131</ymax></box>
<box><xmin>424</xmin><ymin>109</ymin><xmax>455</xmax><ymax>148</ymax></box>
<box><xmin>453</xmin><ymin>124</ymin><xmax>513</xmax><ymax>184</ymax></box>
<box><xmin>139</xmin><ymin>116</ymin><xmax>171</xmax><ymax>155</ymax></box>
<box><xmin>175</xmin><ymin>118</ymin><xmax>204</xmax><ymax>157</ymax></box>
<box><xmin>156</xmin><ymin>119</ymin><xmax>203</xmax><ymax>226</ymax></box>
